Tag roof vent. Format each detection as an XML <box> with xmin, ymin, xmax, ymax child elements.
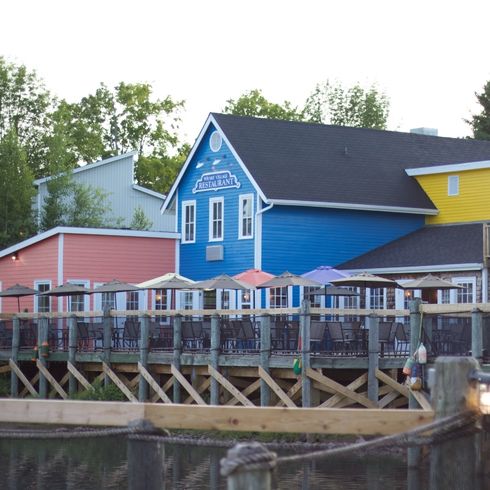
<box><xmin>410</xmin><ymin>127</ymin><xmax>438</xmax><ymax>137</ymax></box>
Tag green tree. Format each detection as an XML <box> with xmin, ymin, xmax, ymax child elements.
<box><xmin>223</xmin><ymin>89</ymin><xmax>304</xmax><ymax>121</ymax></box>
<box><xmin>303</xmin><ymin>81</ymin><xmax>390</xmax><ymax>129</ymax></box>
<box><xmin>0</xmin><ymin>130</ymin><xmax>36</xmax><ymax>247</ymax></box>
<box><xmin>467</xmin><ymin>81</ymin><xmax>490</xmax><ymax>140</ymax></box>
<box><xmin>129</xmin><ymin>205</ymin><xmax>153</xmax><ymax>231</ymax></box>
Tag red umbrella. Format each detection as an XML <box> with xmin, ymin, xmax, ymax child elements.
<box><xmin>233</xmin><ymin>269</ymin><xmax>275</xmax><ymax>286</ymax></box>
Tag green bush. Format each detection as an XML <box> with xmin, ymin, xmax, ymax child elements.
<box><xmin>71</xmin><ymin>380</ymin><xmax>126</xmax><ymax>401</ymax></box>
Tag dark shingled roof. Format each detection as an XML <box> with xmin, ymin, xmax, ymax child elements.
<box><xmin>212</xmin><ymin>113</ymin><xmax>490</xmax><ymax>210</ymax></box>
<box><xmin>335</xmin><ymin>223</ymin><xmax>484</xmax><ymax>270</ymax></box>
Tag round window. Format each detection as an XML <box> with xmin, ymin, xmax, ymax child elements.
<box><xmin>209</xmin><ymin>131</ymin><xmax>222</xmax><ymax>152</ymax></box>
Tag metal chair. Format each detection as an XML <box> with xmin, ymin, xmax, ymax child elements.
<box><xmin>326</xmin><ymin>321</ymin><xmax>347</xmax><ymax>353</ymax></box>
<box><xmin>310</xmin><ymin>321</ymin><xmax>326</xmax><ymax>352</ymax></box>
<box><xmin>378</xmin><ymin>321</ymin><xmax>395</xmax><ymax>356</ymax></box>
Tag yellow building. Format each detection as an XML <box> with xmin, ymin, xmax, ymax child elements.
<box><xmin>406</xmin><ymin>160</ymin><xmax>490</xmax><ymax>224</ymax></box>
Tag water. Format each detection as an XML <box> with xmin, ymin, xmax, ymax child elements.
<box><xmin>0</xmin><ymin>436</ymin><xmax>427</xmax><ymax>489</ymax></box>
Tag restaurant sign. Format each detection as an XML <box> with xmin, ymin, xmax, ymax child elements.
<box><xmin>192</xmin><ymin>170</ymin><xmax>241</xmax><ymax>193</ymax></box>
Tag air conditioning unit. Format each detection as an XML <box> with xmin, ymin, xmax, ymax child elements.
<box><xmin>206</xmin><ymin>245</ymin><xmax>224</xmax><ymax>261</ymax></box>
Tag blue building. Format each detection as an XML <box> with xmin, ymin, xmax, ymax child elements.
<box><xmin>161</xmin><ymin>113</ymin><xmax>490</xmax><ymax>308</ymax></box>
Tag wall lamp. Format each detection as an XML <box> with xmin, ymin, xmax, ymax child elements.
<box><xmin>11</xmin><ymin>252</ymin><xmax>18</xmax><ymax>261</ymax></box>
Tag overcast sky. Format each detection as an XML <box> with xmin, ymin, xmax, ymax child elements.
<box><xmin>2</xmin><ymin>0</ymin><xmax>490</xmax><ymax>144</ymax></box>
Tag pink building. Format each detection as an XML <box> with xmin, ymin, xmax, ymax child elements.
<box><xmin>0</xmin><ymin>227</ymin><xmax>179</xmax><ymax>313</ymax></box>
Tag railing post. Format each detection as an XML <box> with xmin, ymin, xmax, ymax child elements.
<box><xmin>37</xmin><ymin>317</ymin><xmax>49</xmax><ymax>398</ymax></box>
<box><xmin>472</xmin><ymin>308</ymin><xmax>483</xmax><ymax>360</ymax></box>
<box><xmin>210</xmin><ymin>313</ymin><xmax>220</xmax><ymax>405</ymax></box>
<box><xmin>173</xmin><ymin>314</ymin><xmax>182</xmax><ymax>403</ymax></box>
<box><xmin>127</xmin><ymin>435</ymin><xmax>165</xmax><ymax>489</ymax></box>
<box><xmin>260</xmin><ymin>314</ymin><xmax>271</xmax><ymax>406</ymax></box>
<box><xmin>367</xmin><ymin>314</ymin><xmax>379</xmax><ymax>404</ymax></box>
<box><xmin>429</xmin><ymin>357</ymin><xmax>481</xmax><ymax>489</ymax></box>
<box><xmin>103</xmin><ymin>308</ymin><xmax>112</xmax><ymax>388</ymax></box>
<box><xmin>221</xmin><ymin>442</ymin><xmax>276</xmax><ymax>490</ymax></box>
<box><xmin>10</xmin><ymin>316</ymin><xmax>20</xmax><ymax>397</ymax></box>
<box><xmin>68</xmin><ymin>315</ymin><xmax>78</xmax><ymax>396</ymax></box>
<box><xmin>301</xmin><ymin>300</ymin><xmax>311</xmax><ymax>408</ymax></box>
<box><xmin>138</xmin><ymin>314</ymin><xmax>150</xmax><ymax>402</ymax></box>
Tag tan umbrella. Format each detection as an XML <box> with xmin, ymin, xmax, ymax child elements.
<box><xmin>331</xmin><ymin>272</ymin><xmax>401</xmax><ymax>289</ymax></box>
<box><xmin>257</xmin><ymin>271</ymin><xmax>322</xmax><ymax>289</ymax></box>
<box><xmin>91</xmin><ymin>279</ymin><xmax>140</xmax><ymax>293</ymax></box>
<box><xmin>401</xmin><ymin>274</ymin><xmax>464</xmax><ymax>290</ymax></box>
<box><xmin>39</xmin><ymin>283</ymin><xmax>92</xmax><ymax>296</ymax></box>
<box><xmin>0</xmin><ymin>284</ymin><xmax>38</xmax><ymax>312</ymax></box>
<box><xmin>137</xmin><ymin>274</ymin><xmax>195</xmax><ymax>310</ymax></box>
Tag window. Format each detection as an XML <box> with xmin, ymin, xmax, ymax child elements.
<box><xmin>438</xmin><ymin>277</ymin><xmax>476</xmax><ymax>304</ymax></box>
<box><xmin>270</xmin><ymin>287</ymin><xmax>288</xmax><ymax>308</ymax></box>
<box><xmin>182</xmin><ymin>200</ymin><xmax>196</xmax><ymax>243</ymax></box>
<box><xmin>68</xmin><ymin>280</ymin><xmax>89</xmax><ymax>312</ymax></box>
<box><xmin>456</xmin><ymin>281</ymin><xmax>474</xmax><ymax>304</ymax></box>
<box><xmin>126</xmin><ymin>291</ymin><xmax>139</xmax><ymax>310</ymax></box>
<box><xmin>304</xmin><ymin>286</ymin><xmax>322</xmax><ymax>308</ymax></box>
<box><xmin>239</xmin><ymin>194</ymin><xmax>254</xmax><ymax>239</ymax></box>
<box><xmin>240</xmin><ymin>290</ymin><xmax>252</xmax><ymax>309</ymax></box>
<box><xmin>448</xmin><ymin>175</ymin><xmax>459</xmax><ymax>196</ymax></box>
<box><xmin>182</xmin><ymin>291</ymin><xmax>194</xmax><ymax>310</ymax></box>
<box><xmin>35</xmin><ymin>281</ymin><xmax>51</xmax><ymax>313</ymax></box>
<box><xmin>101</xmin><ymin>292</ymin><xmax>116</xmax><ymax>311</ymax></box>
<box><xmin>154</xmin><ymin>289</ymin><xmax>168</xmax><ymax>323</ymax></box>
<box><xmin>209</xmin><ymin>197</ymin><xmax>224</xmax><ymax>241</ymax></box>
<box><xmin>368</xmin><ymin>288</ymin><xmax>385</xmax><ymax>309</ymax></box>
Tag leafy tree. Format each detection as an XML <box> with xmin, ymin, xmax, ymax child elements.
<box><xmin>0</xmin><ymin>130</ymin><xmax>36</xmax><ymax>247</ymax></box>
<box><xmin>304</xmin><ymin>81</ymin><xmax>390</xmax><ymax>129</ymax></box>
<box><xmin>223</xmin><ymin>89</ymin><xmax>304</xmax><ymax>121</ymax></box>
<box><xmin>467</xmin><ymin>81</ymin><xmax>490</xmax><ymax>140</ymax></box>
<box><xmin>129</xmin><ymin>205</ymin><xmax>153</xmax><ymax>230</ymax></box>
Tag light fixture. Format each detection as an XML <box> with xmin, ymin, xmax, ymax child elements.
<box><xmin>404</xmin><ymin>290</ymin><xmax>412</xmax><ymax>298</ymax></box>
<box><xmin>11</xmin><ymin>252</ymin><xmax>18</xmax><ymax>261</ymax></box>
<box><xmin>470</xmin><ymin>370</ymin><xmax>490</xmax><ymax>415</ymax></box>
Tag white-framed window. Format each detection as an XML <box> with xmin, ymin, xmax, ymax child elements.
<box><xmin>34</xmin><ymin>280</ymin><xmax>51</xmax><ymax>313</ymax></box>
<box><xmin>270</xmin><ymin>287</ymin><xmax>288</xmax><ymax>308</ymax></box>
<box><xmin>182</xmin><ymin>291</ymin><xmax>194</xmax><ymax>310</ymax></box>
<box><xmin>240</xmin><ymin>289</ymin><xmax>252</xmax><ymax>309</ymax></box>
<box><xmin>437</xmin><ymin>277</ymin><xmax>476</xmax><ymax>304</ymax></box>
<box><xmin>154</xmin><ymin>289</ymin><xmax>169</xmax><ymax>323</ymax></box>
<box><xmin>448</xmin><ymin>175</ymin><xmax>459</xmax><ymax>196</ymax></box>
<box><xmin>182</xmin><ymin>200</ymin><xmax>196</xmax><ymax>244</ymax></box>
<box><xmin>304</xmin><ymin>286</ymin><xmax>322</xmax><ymax>308</ymax></box>
<box><xmin>367</xmin><ymin>288</ymin><xmax>386</xmax><ymax>309</ymax></box>
<box><xmin>238</xmin><ymin>194</ymin><xmax>254</xmax><ymax>239</ymax></box>
<box><xmin>209</xmin><ymin>196</ymin><xmax>224</xmax><ymax>241</ymax></box>
<box><xmin>67</xmin><ymin>280</ymin><xmax>90</xmax><ymax>312</ymax></box>
<box><xmin>126</xmin><ymin>291</ymin><xmax>140</xmax><ymax>310</ymax></box>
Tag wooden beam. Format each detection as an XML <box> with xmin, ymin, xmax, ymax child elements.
<box><xmin>226</xmin><ymin>379</ymin><xmax>261</xmax><ymax>406</ymax></box>
<box><xmin>9</xmin><ymin>359</ymin><xmax>37</xmax><ymax>397</ymax></box>
<box><xmin>320</xmin><ymin>373</ymin><xmax>368</xmax><ymax>408</ymax></box>
<box><xmin>20</xmin><ymin>372</ymin><xmax>40</xmax><ymax>398</ymax></box>
<box><xmin>306</xmin><ymin>368</ymin><xmax>377</xmax><ymax>409</ymax></box>
<box><xmin>138</xmin><ymin>362</ymin><xmax>172</xmax><ymax>404</ymax></box>
<box><xmin>170</xmin><ymin>364</ymin><xmax>206</xmax><ymax>405</ymax></box>
<box><xmin>275</xmin><ymin>379</ymin><xmax>302</xmax><ymax>407</ymax></box>
<box><xmin>409</xmin><ymin>389</ymin><xmax>432</xmax><ymax>411</ymax></box>
<box><xmin>376</xmin><ymin>369</ymin><xmax>410</xmax><ymax>398</ymax></box>
<box><xmin>67</xmin><ymin>362</ymin><xmax>94</xmax><ymax>391</ymax></box>
<box><xmin>0</xmin><ymin>364</ymin><xmax>11</xmax><ymax>374</ymax></box>
<box><xmin>102</xmin><ymin>362</ymin><xmax>137</xmax><ymax>403</ymax></box>
<box><xmin>49</xmin><ymin>372</ymin><xmax>70</xmax><ymax>399</ymax></box>
<box><xmin>208</xmin><ymin>365</ymin><xmax>254</xmax><ymax>407</ymax></box>
<box><xmin>0</xmin><ymin>399</ymin><xmax>434</xmax><ymax>435</ymax></box>
<box><xmin>36</xmin><ymin>360</ymin><xmax>68</xmax><ymax>400</ymax></box>
<box><xmin>378</xmin><ymin>389</ymin><xmax>400</xmax><ymax>409</ymax></box>
<box><xmin>258</xmin><ymin>366</ymin><xmax>296</xmax><ymax>408</ymax></box>
<box><xmin>185</xmin><ymin>378</ymin><xmax>211</xmax><ymax>405</ymax></box>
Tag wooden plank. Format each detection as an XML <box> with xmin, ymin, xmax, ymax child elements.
<box><xmin>152</xmin><ymin>377</ymin><xmax>174</xmax><ymax>403</ymax></box>
<box><xmin>9</xmin><ymin>359</ymin><xmax>38</xmax><ymax>397</ymax></box>
<box><xmin>275</xmin><ymin>379</ymin><xmax>302</xmax><ymax>407</ymax></box>
<box><xmin>36</xmin><ymin>360</ymin><xmax>68</xmax><ymax>400</ymax></box>
<box><xmin>306</xmin><ymin>368</ymin><xmax>377</xmax><ymax>409</ymax></box>
<box><xmin>138</xmin><ymin>362</ymin><xmax>172</xmax><ymax>404</ymax></box>
<box><xmin>102</xmin><ymin>362</ymin><xmax>138</xmax><ymax>403</ymax></box>
<box><xmin>310</xmin><ymin>307</ymin><xmax>409</xmax><ymax>317</ymax></box>
<box><xmin>320</xmin><ymin>373</ymin><xmax>368</xmax><ymax>408</ymax></box>
<box><xmin>378</xmin><ymin>389</ymin><xmax>400</xmax><ymax>409</ymax></box>
<box><xmin>20</xmin><ymin>372</ymin><xmax>40</xmax><ymax>398</ymax></box>
<box><xmin>170</xmin><ymin>364</ymin><xmax>206</xmax><ymax>406</ymax></box>
<box><xmin>0</xmin><ymin>364</ymin><xmax>11</xmax><ymax>374</ymax></box>
<box><xmin>258</xmin><ymin>366</ymin><xmax>296</xmax><ymax>408</ymax></box>
<box><xmin>185</xmin><ymin>378</ymin><xmax>211</xmax><ymax>404</ymax></box>
<box><xmin>50</xmin><ymin>372</ymin><xmax>70</xmax><ymax>398</ymax></box>
<box><xmin>67</xmin><ymin>362</ymin><xmax>94</xmax><ymax>391</ymax></box>
<box><xmin>208</xmin><ymin>365</ymin><xmax>254</xmax><ymax>407</ymax></box>
<box><xmin>376</xmin><ymin>369</ymin><xmax>410</xmax><ymax>398</ymax></box>
<box><xmin>226</xmin><ymin>379</ymin><xmax>261</xmax><ymax>406</ymax></box>
<box><xmin>409</xmin><ymin>389</ymin><xmax>433</xmax><ymax>411</ymax></box>
<box><xmin>0</xmin><ymin>399</ymin><xmax>434</xmax><ymax>435</ymax></box>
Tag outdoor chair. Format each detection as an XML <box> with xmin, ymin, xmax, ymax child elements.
<box><xmin>122</xmin><ymin>319</ymin><xmax>140</xmax><ymax>349</ymax></box>
<box><xmin>182</xmin><ymin>320</ymin><xmax>201</xmax><ymax>349</ymax></box>
<box><xmin>378</xmin><ymin>321</ymin><xmax>395</xmax><ymax>356</ymax></box>
<box><xmin>285</xmin><ymin>321</ymin><xmax>299</xmax><ymax>351</ymax></box>
<box><xmin>220</xmin><ymin>320</ymin><xmax>237</xmax><ymax>351</ymax></box>
<box><xmin>271</xmin><ymin>321</ymin><xmax>287</xmax><ymax>351</ymax></box>
<box><xmin>326</xmin><ymin>321</ymin><xmax>347</xmax><ymax>353</ymax></box>
<box><xmin>77</xmin><ymin>322</ymin><xmax>91</xmax><ymax>351</ymax></box>
<box><xmin>395</xmin><ymin>322</ymin><xmax>410</xmax><ymax>355</ymax></box>
<box><xmin>310</xmin><ymin>321</ymin><xmax>326</xmax><ymax>352</ymax></box>
<box><xmin>342</xmin><ymin>321</ymin><xmax>365</xmax><ymax>352</ymax></box>
<box><xmin>234</xmin><ymin>319</ymin><xmax>256</xmax><ymax>350</ymax></box>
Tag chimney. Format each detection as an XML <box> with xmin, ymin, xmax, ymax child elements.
<box><xmin>410</xmin><ymin>127</ymin><xmax>438</xmax><ymax>136</ymax></box>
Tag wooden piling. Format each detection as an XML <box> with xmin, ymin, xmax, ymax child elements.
<box><xmin>37</xmin><ymin>317</ymin><xmax>49</xmax><ymax>398</ymax></box>
<box><xmin>10</xmin><ymin>316</ymin><xmax>20</xmax><ymax>397</ymax></box>
<box><xmin>127</xmin><ymin>436</ymin><xmax>165</xmax><ymax>489</ymax></box>
<box><xmin>173</xmin><ymin>314</ymin><xmax>182</xmax><ymax>403</ymax></box>
<box><xmin>259</xmin><ymin>314</ymin><xmax>271</xmax><ymax>407</ymax></box>
<box><xmin>210</xmin><ymin>314</ymin><xmax>220</xmax><ymax>405</ymax></box>
<box><xmin>138</xmin><ymin>315</ymin><xmax>150</xmax><ymax>402</ymax></box>
<box><xmin>68</xmin><ymin>315</ymin><xmax>78</xmax><ymax>396</ymax></box>
<box><xmin>301</xmin><ymin>299</ymin><xmax>311</xmax><ymax>408</ymax></box>
<box><xmin>367</xmin><ymin>314</ymin><xmax>379</xmax><ymax>404</ymax></box>
<box><xmin>472</xmin><ymin>308</ymin><xmax>483</xmax><ymax>360</ymax></box>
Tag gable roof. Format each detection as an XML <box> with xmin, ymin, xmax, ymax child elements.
<box><xmin>335</xmin><ymin>223</ymin><xmax>485</xmax><ymax>273</ymax></box>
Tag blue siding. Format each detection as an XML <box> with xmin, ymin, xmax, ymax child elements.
<box><xmin>179</xmin><ymin>125</ymin><xmax>256</xmax><ymax>280</ymax></box>
<box><xmin>262</xmin><ymin>206</ymin><xmax>425</xmax><ymax>275</ymax></box>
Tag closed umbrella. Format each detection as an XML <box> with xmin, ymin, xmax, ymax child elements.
<box><xmin>331</xmin><ymin>272</ymin><xmax>401</xmax><ymax>289</ymax></box>
<box><xmin>0</xmin><ymin>284</ymin><xmax>38</xmax><ymax>312</ymax></box>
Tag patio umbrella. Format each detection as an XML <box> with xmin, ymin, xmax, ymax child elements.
<box><xmin>257</xmin><ymin>271</ymin><xmax>322</xmax><ymax>289</ymax></box>
<box><xmin>137</xmin><ymin>273</ymin><xmax>195</xmax><ymax>310</ymax></box>
<box><xmin>0</xmin><ymin>284</ymin><xmax>38</xmax><ymax>312</ymax></box>
<box><xmin>91</xmin><ymin>279</ymin><xmax>141</xmax><ymax>312</ymax></box>
<box><xmin>301</xmin><ymin>265</ymin><xmax>349</xmax><ymax>284</ymax></box>
<box><xmin>330</xmin><ymin>272</ymin><xmax>401</xmax><ymax>289</ymax></box>
<box><xmin>401</xmin><ymin>274</ymin><xmax>464</xmax><ymax>290</ymax></box>
<box><xmin>304</xmin><ymin>285</ymin><xmax>360</xmax><ymax>297</ymax></box>
<box><xmin>233</xmin><ymin>269</ymin><xmax>275</xmax><ymax>287</ymax></box>
<box><xmin>39</xmin><ymin>283</ymin><xmax>92</xmax><ymax>312</ymax></box>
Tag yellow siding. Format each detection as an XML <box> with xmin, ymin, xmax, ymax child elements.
<box><xmin>415</xmin><ymin>169</ymin><xmax>490</xmax><ymax>224</ymax></box>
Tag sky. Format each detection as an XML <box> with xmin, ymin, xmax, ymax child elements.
<box><xmin>2</xmin><ymin>0</ymin><xmax>490</xmax><ymax>145</ymax></box>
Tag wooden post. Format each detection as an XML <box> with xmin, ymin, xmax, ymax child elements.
<box><xmin>37</xmin><ymin>317</ymin><xmax>49</xmax><ymax>398</ymax></box>
<box><xmin>10</xmin><ymin>316</ymin><xmax>20</xmax><ymax>397</ymax></box>
<box><xmin>138</xmin><ymin>315</ymin><xmax>150</xmax><ymax>402</ymax></box>
<box><xmin>472</xmin><ymin>308</ymin><xmax>483</xmax><ymax>360</ymax></box>
<box><xmin>221</xmin><ymin>442</ymin><xmax>276</xmax><ymax>490</ymax></box>
<box><xmin>260</xmin><ymin>314</ymin><xmax>271</xmax><ymax>407</ymax></box>
<box><xmin>429</xmin><ymin>356</ymin><xmax>480</xmax><ymax>490</ymax></box>
<box><xmin>103</xmin><ymin>308</ymin><xmax>112</xmax><ymax>388</ymax></box>
<box><xmin>367</xmin><ymin>314</ymin><xmax>379</xmax><ymax>404</ymax></box>
<box><xmin>210</xmin><ymin>314</ymin><xmax>220</xmax><ymax>406</ymax></box>
<box><xmin>127</xmin><ymin>436</ymin><xmax>165</xmax><ymax>489</ymax></box>
<box><xmin>173</xmin><ymin>314</ymin><xmax>182</xmax><ymax>403</ymax></box>
<box><xmin>301</xmin><ymin>300</ymin><xmax>311</xmax><ymax>408</ymax></box>
<box><xmin>68</xmin><ymin>315</ymin><xmax>78</xmax><ymax>397</ymax></box>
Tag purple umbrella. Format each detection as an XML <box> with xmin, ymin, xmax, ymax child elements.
<box><xmin>301</xmin><ymin>266</ymin><xmax>349</xmax><ymax>284</ymax></box>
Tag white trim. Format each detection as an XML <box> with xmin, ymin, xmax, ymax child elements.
<box><xmin>448</xmin><ymin>175</ymin><xmax>459</xmax><ymax>196</ymax></box>
<box><xmin>57</xmin><ymin>233</ymin><xmax>64</xmax><ymax>287</ymax></box>
<box><xmin>254</xmin><ymin>196</ymin><xmax>262</xmax><ymax>269</ymax></box>
<box><xmin>483</xmin><ymin>267</ymin><xmax>489</xmax><ymax>303</ymax></box>
<box><xmin>268</xmin><ymin>199</ymin><xmax>438</xmax><ymax>215</ymax></box>
<box><xmin>406</xmin><ymin>159</ymin><xmax>490</xmax><ymax>176</ymax></box>
<box><xmin>209</xmin><ymin>196</ymin><xmax>224</xmax><ymax>242</ymax></box>
<box><xmin>132</xmin><ymin>184</ymin><xmax>166</xmax><ymax>200</ymax></box>
<box><xmin>181</xmin><ymin>200</ymin><xmax>196</xmax><ymax>244</ymax></box>
<box><xmin>238</xmin><ymin>194</ymin><xmax>254</xmax><ymax>240</ymax></box>
<box><xmin>33</xmin><ymin>151</ymin><xmax>138</xmax><ymax>185</ymax></box>
<box><xmin>160</xmin><ymin>114</ymin><xmax>268</xmax><ymax>213</ymax></box>
<box><xmin>343</xmin><ymin>263</ymin><xmax>484</xmax><ymax>274</ymax></box>
<box><xmin>0</xmin><ymin>226</ymin><xmax>180</xmax><ymax>259</ymax></box>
